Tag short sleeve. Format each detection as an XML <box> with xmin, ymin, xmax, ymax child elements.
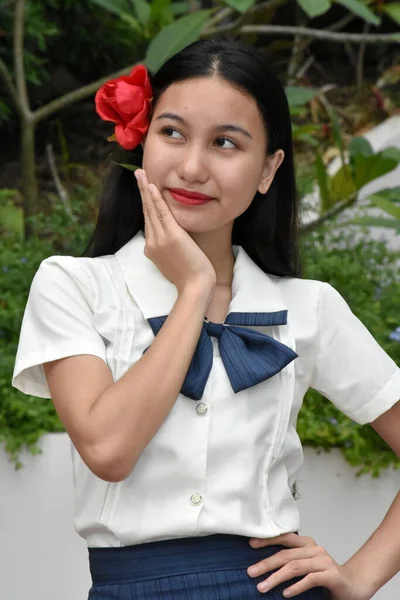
<box><xmin>12</xmin><ymin>256</ymin><xmax>107</xmax><ymax>398</ymax></box>
<box><xmin>310</xmin><ymin>283</ymin><xmax>400</xmax><ymax>424</ymax></box>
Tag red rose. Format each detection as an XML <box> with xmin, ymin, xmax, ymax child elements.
<box><xmin>95</xmin><ymin>64</ymin><xmax>153</xmax><ymax>150</ymax></box>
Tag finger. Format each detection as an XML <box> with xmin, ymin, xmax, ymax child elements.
<box><xmin>281</xmin><ymin>572</ymin><xmax>334</xmax><ymax>598</ymax></box>
<box><xmin>257</xmin><ymin>557</ymin><xmax>331</xmax><ymax>594</ymax></box>
<box><xmin>250</xmin><ymin>533</ymin><xmax>314</xmax><ymax>549</ymax></box>
<box><xmin>148</xmin><ymin>182</ymin><xmax>176</xmax><ymax>232</ymax></box>
<box><xmin>247</xmin><ymin>547</ymin><xmax>317</xmax><ymax>578</ymax></box>
<box><xmin>139</xmin><ymin>170</ymin><xmax>164</xmax><ymax>239</ymax></box>
<box><xmin>135</xmin><ymin>169</ymin><xmax>154</xmax><ymax>238</ymax></box>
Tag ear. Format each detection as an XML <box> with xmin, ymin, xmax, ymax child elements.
<box><xmin>258</xmin><ymin>150</ymin><xmax>285</xmax><ymax>195</ymax></box>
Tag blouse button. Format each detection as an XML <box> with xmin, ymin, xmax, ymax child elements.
<box><xmin>190</xmin><ymin>493</ymin><xmax>203</xmax><ymax>506</ymax></box>
<box><xmin>196</xmin><ymin>402</ymin><xmax>208</xmax><ymax>415</ymax></box>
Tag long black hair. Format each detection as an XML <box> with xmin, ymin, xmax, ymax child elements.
<box><xmin>84</xmin><ymin>38</ymin><xmax>302</xmax><ymax>278</ymax></box>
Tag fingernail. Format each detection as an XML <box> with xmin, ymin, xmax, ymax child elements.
<box><xmin>247</xmin><ymin>566</ymin><xmax>258</xmax><ymax>576</ymax></box>
<box><xmin>258</xmin><ymin>581</ymin><xmax>269</xmax><ymax>592</ymax></box>
<box><xmin>134</xmin><ymin>169</ymin><xmax>141</xmax><ymax>180</ymax></box>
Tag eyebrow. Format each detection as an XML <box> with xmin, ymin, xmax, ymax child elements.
<box><xmin>155</xmin><ymin>112</ymin><xmax>253</xmax><ymax>140</ymax></box>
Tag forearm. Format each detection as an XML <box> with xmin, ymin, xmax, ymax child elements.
<box><xmin>89</xmin><ymin>280</ymin><xmax>214</xmax><ymax>480</ymax></box>
<box><xmin>342</xmin><ymin>491</ymin><xmax>400</xmax><ymax>597</ymax></box>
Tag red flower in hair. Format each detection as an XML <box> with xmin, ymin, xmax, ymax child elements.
<box><xmin>95</xmin><ymin>64</ymin><xmax>153</xmax><ymax>150</ymax></box>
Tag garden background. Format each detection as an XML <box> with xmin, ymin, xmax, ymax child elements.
<box><xmin>0</xmin><ymin>0</ymin><xmax>399</xmax><ymax>597</ymax></box>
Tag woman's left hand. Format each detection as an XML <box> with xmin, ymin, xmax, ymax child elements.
<box><xmin>247</xmin><ymin>533</ymin><xmax>372</xmax><ymax>599</ymax></box>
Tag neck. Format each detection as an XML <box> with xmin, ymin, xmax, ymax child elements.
<box><xmin>190</xmin><ymin>224</ymin><xmax>235</xmax><ymax>286</ymax></box>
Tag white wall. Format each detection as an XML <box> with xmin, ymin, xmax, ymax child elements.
<box><xmin>0</xmin><ymin>433</ymin><xmax>399</xmax><ymax>599</ymax></box>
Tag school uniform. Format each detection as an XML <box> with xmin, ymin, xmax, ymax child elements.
<box><xmin>12</xmin><ymin>230</ymin><xmax>400</xmax><ymax>599</ymax></box>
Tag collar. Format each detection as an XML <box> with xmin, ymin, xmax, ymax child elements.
<box><xmin>114</xmin><ymin>230</ymin><xmax>288</xmax><ymax>320</ymax></box>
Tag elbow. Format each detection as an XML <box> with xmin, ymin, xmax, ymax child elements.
<box><xmin>84</xmin><ymin>443</ymin><xmax>137</xmax><ymax>483</ymax></box>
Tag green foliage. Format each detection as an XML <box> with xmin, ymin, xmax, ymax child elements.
<box><xmin>0</xmin><ymin>0</ymin><xmax>143</xmax><ymax>123</ymax></box>
<box><xmin>300</xmin><ymin>226</ymin><xmax>400</xmax><ymax>476</ymax></box>
<box><xmin>316</xmin><ymin>132</ymin><xmax>400</xmax><ymax>209</ymax></box>
<box><xmin>297</xmin><ymin>0</ymin><xmax>381</xmax><ymax>22</ymax></box>
<box><xmin>334</xmin><ymin>0</ymin><xmax>380</xmax><ymax>25</ymax></box>
<box><xmin>0</xmin><ymin>180</ymin><xmax>97</xmax><ymax>468</ymax></box>
<box><xmin>297</xmin><ymin>0</ymin><xmax>331</xmax><ymax>18</ymax></box>
<box><xmin>144</xmin><ymin>9</ymin><xmax>212</xmax><ymax>72</ymax></box>
<box><xmin>223</xmin><ymin>0</ymin><xmax>255</xmax><ymax>13</ymax></box>
<box><xmin>1</xmin><ymin>172</ymin><xmax>399</xmax><ymax>476</ymax></box>
<box><xmin>344</xmin><ymin>187</ymin><xmax>400</xmax><ymax>232</ymax></box>
<box><xmin>383</xmin><ymin>2</ymin><xmax>400</xmax><ymax>25</ymax></box>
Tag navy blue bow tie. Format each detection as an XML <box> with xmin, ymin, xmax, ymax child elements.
<box><xmin>144</xmin><ymin>311</ymin><xmax>297</xmax><ymax>400</ymax></box>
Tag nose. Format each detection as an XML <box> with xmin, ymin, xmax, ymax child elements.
<box><xmin>176</xmin><ymin>144</ymin><xmax>209</xmax><ymax>184</ymax></box>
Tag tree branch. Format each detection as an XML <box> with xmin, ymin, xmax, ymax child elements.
<box><xmin>14</xmin><ymin>0</ymin><xmax>30</xmax><ymax>116</ymax></box>
<box><xmin>204</xmin><ymin>7</ymin><xmax>233</xmax><ymax>30</ymax></box>
<box><xmin>0</xmin><ymin>57</ymin><xmax>20</xmax><ymax>114</ymax></box>
<box><xmin>32</xmin><ymin>63</ymin><xmax>140</xmax><ymax>125</ymax></box>
<box><xmin>300</xmin><ymin>194</ymin><xmax>358</xmax><ymax>235</ymax></box>
<box><xmin>46</xmin><ymin>143</ymin><xmax>77</xmax><ymax>222</ymax></box>
<box><xmin>239</xmin><ymin>24</ymin><xmax>400</xmax><ymax>44</ymax></box>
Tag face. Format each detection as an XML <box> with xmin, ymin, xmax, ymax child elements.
<box><xmin>142</xmin><ymin>76</ymin><xmax>284</xmax><ymax>235</ymax></box>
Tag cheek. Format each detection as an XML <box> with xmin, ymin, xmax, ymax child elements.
<box><xmin>220</xmin><ymin>165</ymin><xmax>260</xmax><ymax>212</ymax></box>
<box><xmin>142</xmin><ymin>137</ymin><xmax>171</xmax><ymax>182</ymax></box>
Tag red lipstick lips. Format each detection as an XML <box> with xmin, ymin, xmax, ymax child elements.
<box><xmin>168</xmin><ymin>188</ymin><xmax>213</xmax><ymax>206</ymax></box>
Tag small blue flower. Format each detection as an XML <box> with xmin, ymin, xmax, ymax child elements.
<box><xmin>20</xmin><ymin>257</ymin><xmax>28</xmax><ymax>264</ymax></box>
<box><xmin>329</xmin><ymin>417</ymin><xmax>338</xmax><ymax>426</ymax></box>
<box><xmin>389</xmin><ymin>327</ymin><xmax>400</xmax><ymax>343</ymax></box>
<box><xmin>2</xmin><ymin>266</ymin><xmax>9</xmax><ymax>273</ymax></box>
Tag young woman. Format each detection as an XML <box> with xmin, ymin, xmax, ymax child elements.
<box><xmin>13</xmin><ymin>38</ymin><xmax>400</xmax><ymax>600</ymax></box>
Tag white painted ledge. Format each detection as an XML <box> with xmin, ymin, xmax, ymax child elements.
<box><xmin>0</xmin><ymin>433</ymin><xmax>399</xmax><ymax>599</ymax></box>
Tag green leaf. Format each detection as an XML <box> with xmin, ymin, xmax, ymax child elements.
<box><xmin>144</xmin><ymin>10</ymin><xmax>212</xmax><ymax>73</ymax></box>
<box><xmin>171</xmin><ymin>1</ymin><xmax>190</xmax><ymax>14</ymax></box>
<box><xmin>315</xmin><ymin>151</ymin><xmax>330</xmax><ymax>211</ymax></box>
<box><xmin>368</xmin><ymin>192</ymin><xmax>400</xmax><ymax>220</ymax></box>
<box><xmin>334</xmin><ymin>0</ymin><xmax>380</xmax><ymax>25</ymax></box>
<box><xmin>383</xmin><ymin>2</ymin><xmax>400</xmax><ymax>25</ymax></box>
<box><xmin>328</xmin><ymin>108</ymin><xmax>346</xmax><ymax>167</ymax></box>
<box><xmin>89</xmin><ymin>0</ymin><xmax>131</xmax><ymax>16</ymax></box>
<box><xmin>131</xmin><ymin>0</ymin><xmax>151</xmax><ymax>25</ymax></box>
<box><xmin>371</xmin><ymin>187</ymin><xmax>400</xmax><ymax>204</ymax></box>
<box><xmin>297</xmin><ymin>0</ymin><xmax>331</xmax><ymax>18</ymax></box>
<box><xmin>330</xmin><ymin>165</ymin><xmax>357</xmax><ymax>201</ymax></box>
<box><xmin>113</xmin><ymin>162</ymin><xmax>141</xmax><ymax>171</ymax></box>
<box><xmin>380</xmin><ymin>146</ymin><xmax>400</xmax><ymax>162</ymax></box>
<box><xmin>285</xmin><ymin>86</ymin><xmax>319</xmax><ymax>108</ymax></box>
<box><xmin>149</xmin><ymin>0</ymin><xmax>173</xmax><ymax>24</ymax></box>
<box><xmin>353</xmin><ymin>152</ymin><xmax>399</xmax><ymax>189</ymax></box>
<box><xmin>349</xmin><ymin>136</ymin><xmax>373</xmax><ymax>160</ymax></box>
<box><xmin>223</xmin><ymin>0</ymin><xmax>255</xmax><ymax>13</ymax></box>
<box><xmin>292</xmin><ymin>124</ymin><xmax>320</xmax><ymax>146</ymax></box>
<box><xmin>120</xmin><ymin>12</ymin><xmax>144</xmax><ymax>34</ymax></box>
<box><xmin>343</xmin><ymin>216</ymin><xmax>400</xmax><ymax>231</ymax></box>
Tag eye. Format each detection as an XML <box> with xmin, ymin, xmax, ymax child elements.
<box><xmin>215</xmin><ymin>137</ymin><xmax>237</xmax><ymax>149</ymax></box>
<box><xmin>161</xmin><ymin>126</ymin><xmax>184</xmax><ymax>139</ymax></box>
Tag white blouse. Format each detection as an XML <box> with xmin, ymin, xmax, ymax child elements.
<box><xmin>12</xmin><ymin>231</ymin><xmax>400</xmax><ymax>548</ymax></box>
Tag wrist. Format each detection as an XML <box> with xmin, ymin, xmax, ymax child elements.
<box><xmin>341</xmin><ymin>560</ymin><xmax>377</xmax><ymax>599</ymax></box>
<box><xmin>179</xmin><ymin>278</ymin><xmax>216</xmax><ymax>303</ymax></box>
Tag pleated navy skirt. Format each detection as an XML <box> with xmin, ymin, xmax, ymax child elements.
<box><xmin>88</xmin><ymin>534</ymin><xmax>331</xmax><ymax>599</ymax></box>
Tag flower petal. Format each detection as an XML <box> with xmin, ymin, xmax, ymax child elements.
<box><xmin>115</xmin><ymin>123</ymin><xmax>143</xmax><ymax>150</ymax></box>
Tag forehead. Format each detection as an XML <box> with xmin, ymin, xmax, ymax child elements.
<box><xmin>154</xmin><ymin>76</ymin><xmax>264</xmax><ymax>131</ymax></box>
